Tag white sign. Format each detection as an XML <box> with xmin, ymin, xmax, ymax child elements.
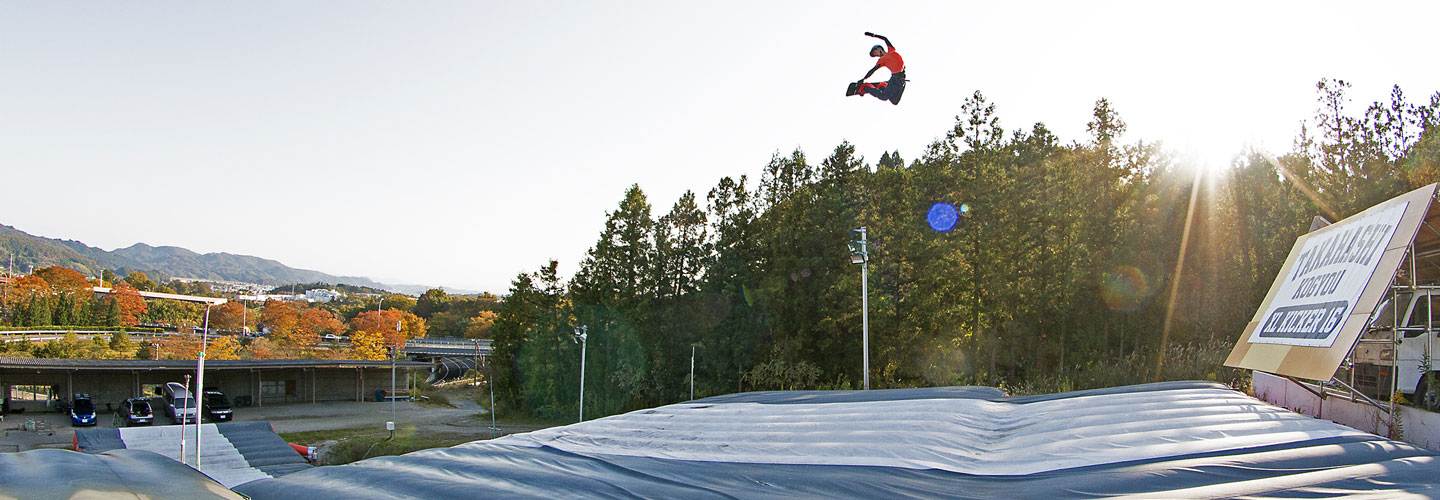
<box><xmin>1248</xmin><ymin>201</ymin><xmax>1409</xmax><ymax>347</ymax></box>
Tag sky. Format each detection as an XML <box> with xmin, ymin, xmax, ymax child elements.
<box><xmin>2</xmin><ymin>1</ymin><xmax>1436</xmax><ymax>294</ymax></box>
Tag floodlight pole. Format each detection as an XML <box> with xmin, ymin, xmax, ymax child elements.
<box><xmin>391</xmin><ymin>320</ymin><xmax>402</xmax><ymax>435</ymax></box>
<box><xmin>850</xmin><ymin>227</ymin><xmax>870</xmax><ymax>390</ymax></box>
<box><xmin>690</xmin><ymin>345</ymin><xmax>696</xmax><ymax>401</ymax></box>
<box><xmin>195</xmin><ymin>303</ymin><xmax>213</xmax><ymax>469</ymax></box>
<box><xmin>574</xmin><ymin>326</ymin><xmax>588</xmax><ymax>422</ymax></box>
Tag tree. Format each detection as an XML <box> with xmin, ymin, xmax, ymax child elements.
<box><xmin>111</xmin><ymin>283</ymin><xmax>147</xmax><ymax>326</ymax></box>
<box><xmin>350</xmin><ymin>329</ymin><xmax>387</xmax><ymax>361</ymax></box>
<box><xmin>261</xmin><ymin>301</ymin><xmax>343</xmax><ymax>348</ymax></box>
<box><xmin>208</xmin><ymin>302</ymin><xmax>250</xmax><ymax>332</ymax></box>
<box><xmin>109</xmin><ymin>331</ymin><xmax>135</xmax><ymax>352</ymax></box>
<box><xmin>124</xmin><ymin>271</ymin><xmax>156</xmax><ymax>291</ymax></box>
<box><xmin>348</xmin><ymin>309</ymin><xmax>425</xmax><ymax>348</ymax></box>
<box><xmin>207</xmin><ymin>336</ymin><xmax>241</xmax><ymax>360</ymax></box>
<box><xmin>464</xmin><ymin>310</ymin><xmax>498</xmax><ymax>339</ymax></box>
<box><xmin>414</xmin><ymin>289</ymin><xmax>450</xmax><ymax>319</ymax></box>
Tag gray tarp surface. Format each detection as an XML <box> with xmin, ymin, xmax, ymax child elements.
<box><xmin>234</xmin><ymin>381</ymin><xmax>1440</xmax><ymax>499</ymax></box>
<box><xmin>0</xmin><ymin>448</ymin><xmax>242</xmax><ymax>500</ymax></box>
<box><xmin>75</xmin><ymin>420</ymin><xmax>311</xmax><ymax>487</ymax></box>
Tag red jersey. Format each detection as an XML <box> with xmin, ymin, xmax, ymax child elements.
<box><xmin>877</xmin><ymin>49</ymin><xmax>904</xmax><ymax>74</ymax></box>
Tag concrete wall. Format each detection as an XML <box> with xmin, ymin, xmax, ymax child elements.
<box><xmin>1253</xmin><ymin>370</ymin><xmax>1440</xmax><ymax>451</ymax></box>
<box><xmin>1</xmin><ymin>366</ymin><xmax>419</xmax><ymax>414</ymax></box>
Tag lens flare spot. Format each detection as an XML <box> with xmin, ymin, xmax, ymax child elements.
<box><xmin>1100</xmin><ymin>265</ymin><xmax>1149</xmax><ymax>312</ymax></box>
<box><xmin>928</xmin><ymin>202</ymin><xmax>959</xmax><ymax>232</ymax></box>
<box><xmin>742</xmin><ymin>284</ymin><xmax>754</xmax><ymax>307</ymax></box>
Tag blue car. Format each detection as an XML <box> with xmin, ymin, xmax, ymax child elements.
<box><xmin>69</xmin><ymin>394</ymin><xmax>97</xmax><ymax>427</ymax></box>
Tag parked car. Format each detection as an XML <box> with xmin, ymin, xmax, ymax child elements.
<box><xmin>202</xmin><ymin>388</ymin><xmax>233</xmax><ymax>422</ymax></box>
<box><xmin>118</xmin><ymin>398</ymin><xmax>154</xmax><ymax>426</ymax></box>
<box><xmin>163</xmin><ymin>382</ymin><xmax>197</xmax><ymax>424</ymax></box>
<box><xmin>69</xmin><ymin>394</ymin><xmax>97</xmax><ymax>427</ymax></box>
<box><xmin>322</xmin><ymin>334</ymin><xmax>341</xmax><ymax>342</ymax></box>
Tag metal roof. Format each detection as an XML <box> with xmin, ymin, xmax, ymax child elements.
<box><xmin>0</xmin><ymin>357</ymin><xmax>430</xmax><ymax>371</ymax></box>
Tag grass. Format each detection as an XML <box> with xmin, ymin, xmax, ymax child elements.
<box><xmin>280</xmin><ymin>423</ymin><xmax>477</xmax><ymax>465</ymax></box>
<box><xmin>279</xmin><ymin>414</ymin><xmax>559</xmax><ymax>466</ymax></box>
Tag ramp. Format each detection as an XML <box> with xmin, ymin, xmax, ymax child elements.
<box><xmin>75</xmin><ymin>421</ymin><xmax>310</xmax><ymax>488</ymax></box>
<box><xmin>235</xmin><ymin>382</ymin><xmax>1440</xmax><ymax>499</ymax></box>
<box><xmin>0</xmin><ymin>448</ymin><xmax>243</xmax><ymax>499</ymax></box>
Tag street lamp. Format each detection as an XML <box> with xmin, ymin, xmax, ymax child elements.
<box><xmin>573</xmin><ymin>326</ymin><xmax>588</xmax><ymax>422</ymax></box>
<box><xmin>194</xmin><ymin>301</ymin><xmax>219</xmax><ymax>469</ymax></box>
<box><xmin>390</xmin><ymin>319</ymin><xmax>402</xmax><ymax>437</ymax></box>
<box><xmin>848</xmin><ymin>227</ymin><xmax>870</xmax><ymax>390</ymax></box>
<box><xmin>689</xmin><ymin>344</ymin><xmax>704</xmax><ymax>401</ymax></box>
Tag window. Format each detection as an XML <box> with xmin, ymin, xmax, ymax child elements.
<box><xmin>141</xmin><ymin>384</ymin><xmax>165</xmax><ymax>398</ymax></box>
<box><xmin>8</xmin><ymin>385</ymin><xmax>53</xmax><ymax>403</ymax></box>
<box><xmin>261</xmin><ymin>380</ymin><xmax>295</xmax><ymax>397</ymax></box>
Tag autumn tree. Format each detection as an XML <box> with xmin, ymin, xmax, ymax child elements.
<box><xmin>111</xmin><ymin>282</ymin><xmax>147</xmax><ymax>326</ymax></box>
<box><xmin>208</xmin><ymin>301</ymin><xmax>252</xmax><ymax>332</ymax></box>
<box><xmin>260</xmin><ymin>300</ymin><xmax>344</xmax><ymax>348</ymax></box>
<box><xmin>464</xmin><ymin>310</ymin><xmax>498</xmax><ymax>339</ymax></box>
<box><xmin>350</xmin><ymin>329</ymin><xmax>387</xmax><ymax>361</ymax></box>
<box><xmin>348</xmin><ymin>309</ymin><xmax>426</xmax><ymax>347</ymax></box>
<box><xmin>207</xmin><ymin>336</ymin><xmax>241</xmax><ymax>360</ymax></box>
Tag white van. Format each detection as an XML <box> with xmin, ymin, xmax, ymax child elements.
<box><xmin>162</xmin><ymin>382</ymin><xmax>198</xmax><ymax>424</ymax></box>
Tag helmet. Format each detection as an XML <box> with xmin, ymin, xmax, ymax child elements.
<box><xmin>870</xmin><ymin>44</ymin><xmax>884</xmax><ymax>54</ymax></box>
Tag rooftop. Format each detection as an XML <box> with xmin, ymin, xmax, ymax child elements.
<box><xmin>0</xmin><ymin>357</ymin><xmax>430</xmax><ymax>371</ymax></box>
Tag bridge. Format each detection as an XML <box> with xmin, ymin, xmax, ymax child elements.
<box><xmin>90</xmin><ymin>286</ymin><xmax>228</xmax><ymax>305</ymax></box>
<box><xmin>403</xmin><ymin>338</ymin><xmax>491</xmax><ymax>357</ymax></box>
<box><xmin>401</xmin><ymin>338</ymin><xmax>492</xmax><ymax>383</ymax></box>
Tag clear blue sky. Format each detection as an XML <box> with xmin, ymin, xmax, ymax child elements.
<box><xmin>2</xmin><ymin>1</ymin><xmax>1435</xmax><ymax>294</ymax></box>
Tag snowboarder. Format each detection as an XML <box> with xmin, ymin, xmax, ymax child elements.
<box><xmin>848</xmin><ymin>32</ymin><xmax>906</xmax><ymax>105</ymax></box>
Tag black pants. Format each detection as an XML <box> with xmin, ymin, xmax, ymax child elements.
<box><xmin>868</xmin><ymin>71</ymin><xmax>906</xmax><ymax>104</ymax></box>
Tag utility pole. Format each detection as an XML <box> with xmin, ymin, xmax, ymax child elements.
<box><xmin>388</xmin><ymin>319</ymin><xmax>402</xmax><ymax>438</ymax></box>
<box><xmin>180</xmin><ymin>374</ymin><xmax>190</xmax><ymax>466</ymax></box>
<box><xmin>573</xmin><ymin>326</ymin><xmax>587</xmax><ymax>422</ymax></box>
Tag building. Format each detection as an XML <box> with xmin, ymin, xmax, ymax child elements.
<box><xmin>304</xmin><ymin>289</ymin><xmax>343</xmax><ymax>303</ymax></box>
<box><xmin>0</xmin><ymin>358</ymin><xmax>430</xmax><ymax>412</ymax></box>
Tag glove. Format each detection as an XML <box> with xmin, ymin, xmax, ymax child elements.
<box><xmin>864</xmin><ymin>32</ymin><xmax>876</xmax><ymax>37</ymax></box>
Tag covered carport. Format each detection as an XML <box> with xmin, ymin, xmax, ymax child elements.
<box><xmin>0</xmin><ymin>358</ymin><xmax>430</xmax><ymax>415</ymax></box>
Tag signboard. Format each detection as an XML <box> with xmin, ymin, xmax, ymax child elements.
<box><xmin>1248</xmin><ymin>202</ymin><xmax>1407</xmax><ymax>348</ymax></box>
<box><xmin>1226</xmin><ymin>184</ymin><xmax>1437</xmax><ymax>381</ymax></box>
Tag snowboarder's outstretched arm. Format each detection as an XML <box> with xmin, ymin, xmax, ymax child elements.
<box><xmin>864</xmin><ymin>32</ymin><xmax>894</xmax><ymax>50</ymax></box>
<box><xmin>862</xmin><ymin>63</ymin><xmax>883</xmax><ymax>82</ymax></box>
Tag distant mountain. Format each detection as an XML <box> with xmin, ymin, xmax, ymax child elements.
<box><xmin>0</xmin><ymin>224</ymin><xmax>457</xmax><ymax>295</ymax></box>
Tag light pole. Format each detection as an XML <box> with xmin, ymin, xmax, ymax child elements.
<box><xmin>573</xmin><ymin>326</ymin><xmax>587</xmax><ymax>422</ymax></box>
<box><xmin>180</xmin><ymin>374</ymin><xmax>191</xmax><ymax>466</ymax></box>
<box><xmin>195</xmin><ymin>302</ymin><xmax>219</xmax><ymax>469</ymax></box>
<box><xmin>689</xmin><ymin>343</ymin><xmax>703</xmax><ymax>401</ymax></box>
<box><xmin>849</xmin><ymin>227</ymin><xmax>870</xmax><ymax>390</ymax></box>
<box><xmin>390</xmin><ymin>319</ymin><xmax>402</xmax><ymax>436</ymax></box>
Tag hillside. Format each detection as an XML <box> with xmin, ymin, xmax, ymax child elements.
<box><xmin>0</xmin><ymin>224</ymin><xmax>445</xmax><ymax>294</ymax></box>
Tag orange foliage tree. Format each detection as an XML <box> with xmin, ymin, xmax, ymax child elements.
<box><xmin>349</xmin><ymin>329</ymin><xmax>387</xmax><ymax>361</ymax></box>
<box><xmin>349</xmin><ymin>309</ymin><xmax>426</xmax><ymax>348</ymax></box>
<box><xmin>155</xmin><ymin>336</ymin><xmax>204</xmax><ymax>361</ymax></box>
<box><xmin>34</xmin><ymin>266</ymin><xmax>91</xmax><ymax>295</ymax></box>
<box><xmin>6</xmin><ymin>275</ymin><xmax>49</xmax><ymax>309</ymax></box>
<box><xmin>260</xmin><ymin>301</ymin><xmax>344</xmax><ymax>348</ymax></box>
<box><xmin>206</xmin><ymin>336</ymin><xmax>241</xmax><ymax>360</ymax></box>
<box><xmin>111</xmin><ymin>282</ymin><xmax>148</xmax><ymax>326</ymax></box>
<box><xmin>209</xmin><ymin>302</ymin><xmax>253</xmax><ymax>332</ymax></box>
<box><xmin>464</xmin><ymin>310</ymin><xmax>497</xmax><ymax>339</ymax></box>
